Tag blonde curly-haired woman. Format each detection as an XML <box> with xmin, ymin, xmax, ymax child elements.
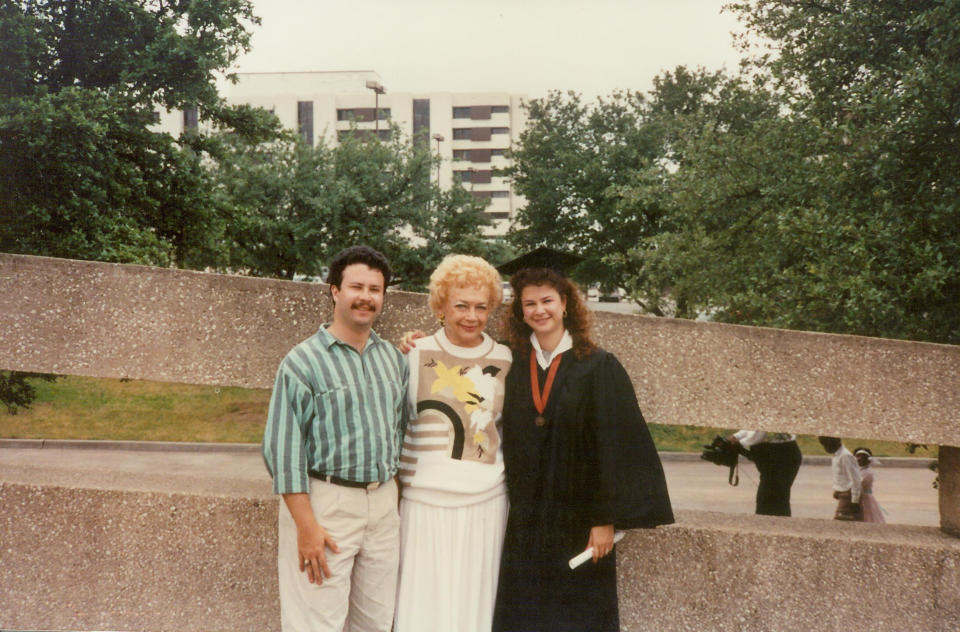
<box><xmin>394</xmin><ymin>254</ymin><xmax>512</xmax><ymax>632</ymax></box>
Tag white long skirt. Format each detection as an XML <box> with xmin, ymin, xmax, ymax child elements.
<box><xmin>394</xmin><ymin>493</ymin><xmax>509</xmax><ymax>632</ymax></box>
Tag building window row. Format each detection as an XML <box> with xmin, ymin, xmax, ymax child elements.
<box><xmin>454</xmin><ymin>169</ymin><xmax>494</xmax><ymax>184</ymax></box>
<box><xmin>452</xmin><ymin>148</ymin><xmax>508</xmax><ymax>162</ymax></box>
<box><xmin>183</xmin><ymin>106</ymin><xmax>198</xmax><ymax>131</ymax></box>
<box><xmin>471</xmin><ymin>190</ymin><xmax>510</xmax><ymax>199</ymax></box>
<box><xmin>451</xmin><ymin>127</ymin><xmax>510</xmax><ymax>140</ymax></box>
<box><xmin>337</xmin><ymin>129</ymin><xmax>392</xmax><ymax>142</ymax></box>
<box><xmin>336</xmin><ymin>108</ymin><xmax>391</xmax><ymax>122</ymax></box>
<box><xmin>456</xmin><ymin>170</ymin><xmax>509</xmax><ymax>184</ymax></box>
<box><xmin>452</xmin><ymin>105</ymin><xmax>510</xmax><ymax>120</ymax></box>
<box><xmin>298</xmin><ymin>101</ymin><xmax>314</xmax><ymax>145</ymax></box>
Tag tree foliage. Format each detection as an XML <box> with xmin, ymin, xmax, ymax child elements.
<box><xmin>212</xmin><ymin>126</ymin><xmax>502</xmax><ymax>289</ymax></box>
<box><xmin>508</xmin><ymin>68</ymin><xmax>776</xmax><ymax>314</ymax></box>
<box><xmin>635</xmin><ymin>0</ymin><xmax>960</xmax><ymax>343</ymax></box>
<box><xmin>0</xmin><ymin>372</ymin><xmax>56</xmax><ymax>415</ymax></box>
<box><xmin>511</xmin><ymin>2</ymin><xmax>960</xmax><ymax>344</ymax></box>
<box><xmin>0</xmin><ymin>0</ymin><xmax>278</xmax><ymax>268</ymax></box>
<box><xmin>506</xmin><ymin>90</ymin><xmax>666</xmax><ymax>305</ymax></box>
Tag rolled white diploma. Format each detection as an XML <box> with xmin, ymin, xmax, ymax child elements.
<box><xmin>568</xmin><ymin>530</ymin><xmax>625</xmax><ymax>569</ymax></box>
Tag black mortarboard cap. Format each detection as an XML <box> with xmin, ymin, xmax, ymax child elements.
<box><xmin>495</xmin><ymin>246</ymin><xmax>584</xmax><ymax>277</ymax></box>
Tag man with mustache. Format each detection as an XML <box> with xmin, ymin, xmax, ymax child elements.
<box><xmin>263</xmin><ymin>245</ymin><xmax>409</xmax><ymax>632</ymax></box>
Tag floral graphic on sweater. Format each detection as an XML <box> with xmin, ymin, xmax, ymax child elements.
<box><xmin>422</xmin><ymin>360</ymin><xmax>502</xmax><ymax>461</ymax></box>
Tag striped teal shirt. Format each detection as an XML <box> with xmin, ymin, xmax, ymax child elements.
<box><xmin>262</xmin><ymin>326</ymin><xmax>409</xmax><ymax>495</ymax></box>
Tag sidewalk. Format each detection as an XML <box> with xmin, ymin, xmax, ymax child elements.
<box><xmin>0</xmin><ymin>439</ymin><xmax>941</xmax><ymax>526</ymax></box>
<box><xmin>0</xmin><ymin>437</ymin><xmax>937</xmax><ymax>466</ymax></box>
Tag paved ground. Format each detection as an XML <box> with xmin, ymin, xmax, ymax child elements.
<box><xmin>588</xmin><ymin>300</ymin><xmax>640</xmax><ymax>314</ymax></box>
<box><xmin>664</xmin><ymin>455</ymin><xmax>940</xmax><ymax>526</ymax></box>
<box><xmin>0</xmin><ymin>442</ymin><xmax>940</xmax><ymax>527</ymax></box>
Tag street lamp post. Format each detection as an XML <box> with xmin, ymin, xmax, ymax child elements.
<box><xmin>432</xmin><ymin>133</ymin><xmax>444</xmax><ymax>185</ymax></box>
<box><xmin>365</xmin><ymin>80</ymin><xmax>385</xmax><ymax>137</ymax></box>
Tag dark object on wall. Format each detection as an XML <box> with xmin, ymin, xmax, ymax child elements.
<box><xmin>701</xmin><ymin>435</ymin><xmax>750</xmax><ymax>486</ymax></box>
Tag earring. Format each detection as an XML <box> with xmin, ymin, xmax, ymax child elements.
<box><xmin>439</xmin><ymin>314</ymin><xmax>445</xmax><ymax>327</ymax></box>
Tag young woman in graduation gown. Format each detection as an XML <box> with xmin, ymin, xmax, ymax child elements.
<box><xmin>492</xmin><ymin>267</ymin><xmax>674</xmax><ymax>632</ymax></box>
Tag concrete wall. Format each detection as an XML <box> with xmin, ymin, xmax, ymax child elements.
<box><xmin>3</xmin><ymin>479</ymin><xmax>958</xmax><ymax>632</ymax></box>
<box><xmin>2</xmin><ymin>253</ymin><xmax>958</xmax><ymax>445</ymax></box>
<box><xmin>3</xmin><ymin>253</ymin><xmax>960</xmax><ymax>631</ymax></box>
<box><xmin>617</xmin><ymin>512</ymin><xmax>960</xmax><ymax>632</ymax></box>
<box><xmin>0</xmin><ymin>482</ymin><xmax>278</xmax><ymax>632</ymax></box>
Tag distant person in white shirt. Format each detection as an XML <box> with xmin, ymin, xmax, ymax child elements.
<box><xmin>818</xmin><ymin>436</ymin><xmax>863</xmax><ymax>521</ymax></box>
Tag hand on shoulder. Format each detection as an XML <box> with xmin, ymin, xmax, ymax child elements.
<box><xmin>398</xmin><ymin>330</ymin><xmax>427</xmax><ymax>354</ymax></box>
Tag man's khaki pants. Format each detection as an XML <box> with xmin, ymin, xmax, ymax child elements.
<box><xmin>278</xmin><ymin>478</ymin><xmax>400</xmax><ymax>632</ymax></box>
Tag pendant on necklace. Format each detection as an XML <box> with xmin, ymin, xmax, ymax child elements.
<box><xmin>530</xmin><ymin>353</ymin><xmax>562</xmax><ymax>430</ymax></box>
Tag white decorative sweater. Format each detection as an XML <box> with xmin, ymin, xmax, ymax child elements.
<box><xmin>398</xmin><ymin>329</ymin><xmax>512</xmax><ymax>507</ymax></box>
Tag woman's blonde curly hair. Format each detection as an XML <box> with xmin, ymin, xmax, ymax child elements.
<box><xmin>428</xmin><ymin>254</ymin><xmax>503</xmax><ymax>318</ymax></box>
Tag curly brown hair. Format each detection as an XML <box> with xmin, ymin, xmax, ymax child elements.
<box><xmin>506</xmin><ymin>268</ymin><xmax>596</xmax><ymax>358</ymax></box>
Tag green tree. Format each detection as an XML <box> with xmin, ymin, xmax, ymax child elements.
<box><xmin>213</xmin><ymin>132</ymin><xmax>332</xmax><ymax>279</ymax></box>
<box><xmin>400</xmin><ymin>184</ymin><xmax>508</xmax><ymax>291</ymax></box>
<box><xmin>0</xmin><ymin>0</ymin><xmax>278</xmax><ymax>268</ymax></box>
<box><xmin>506</xmin><ymin>90</ymin><xmax>669</xmax><ymax>308</ymax></box>
<box><xmin>613</xmin><ymin>67</ymin><xmax>783</xmax><ymax>316</ymax></box>
<box><xmin>629</xmin><ymin>1</ymin><xmax>960</xmax><ymax>343</ymax></box>
<box><xmin>0</xmin><ymin>372</ymin><xmax>57</xmax><ymax>415</ymax></box>
<box><xmin>323</xmin><ymin>128</ymin><xmax>437</xmax><ymax>283</ymax></box>
<box><xmin>629</xmin><ymin>103</ymin><xmax>838</xmax><ymax>324</ymax></box>
<box><xmin>509</xmin><ymin>68</ymin><xmax>773</xmax><ymax>314</ymax></box>
<box><xmin>212</xmin><ymin>126</ymin><xmax>503</xmax><ymax>289</ymax></box>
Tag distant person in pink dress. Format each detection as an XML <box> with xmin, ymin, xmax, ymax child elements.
<box><xmin>854</xmin><ymin>447</ymin><xmax>886</xmax><ymax>524</ymax></box>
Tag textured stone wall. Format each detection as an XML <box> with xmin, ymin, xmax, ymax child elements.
<box><xmin>617</xmin><ymin>512</ymin><xmax>960</xmax><ymax>632</ymax></box>
<box><xmin>3</xmin><ymin>253</ymin><xmax>960</xmax><ymax>630</ymax></box>
<box><xmin>0</xmin><ymin>482</ymin><xmax>277</xmax><ymax>632</ymax></box>
<box><xmin>2</xmin><ymin>253</ymin><xmax>958</xmax><ymax>446</ymax></box>
<box><xmin>2</xmin><ymin>481</ymin><xmax>958</xmax><ymax>632</ymax></box>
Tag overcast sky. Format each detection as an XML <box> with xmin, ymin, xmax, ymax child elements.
<box><xmin>235</xmin><ymin>0</ymin><xmax>750</xmax><ymax>100</ymax></box>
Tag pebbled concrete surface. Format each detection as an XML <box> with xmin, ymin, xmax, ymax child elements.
<box><xmin>0</xmin><ymin>445</ymin><xmax>939</xmax><ymax>523</ymax></box>
<box><xmin>0</xmin><ymin>446</ymin><xmax>949</xmax><ymax>632</ymax></box>
<box><xmin>2</xmin><ymin>252</ymin><xmax>958</xmax><ymax>446</ymax></box>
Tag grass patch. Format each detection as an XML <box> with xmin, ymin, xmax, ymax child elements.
<box><xmin>648</xmin><ymin>423</ymin><xmax>728</xmax><ymax>452</ymax></box>
<box><xmin>0</xmin><ymin>376</ymin><xmax>941</xmax><ymax>458</ymax></box>
<box><xmin>0</xmin><ymin>376</ymin><xmax>269</xmax><ymax>443</ymax></box>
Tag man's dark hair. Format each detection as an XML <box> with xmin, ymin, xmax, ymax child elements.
<box><xmin>326</xmin><ymin>245</ymin><xmax>392</xmax><ymax>290</ymax></box>
<box><xmin>818</xmin><ymin>436</ymin><xmax>842</xmax><ymax>453</ymax></box>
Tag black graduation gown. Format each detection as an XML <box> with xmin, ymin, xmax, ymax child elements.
<box><xmin>492</xmin><ymin>347</ymin><xmax>674</xmax><ymax>632</ymax></box>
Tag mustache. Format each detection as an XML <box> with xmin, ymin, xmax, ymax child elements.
<box><xmin>351</xmin><ymin>300</ymin><xmax>378</xmax><ymax>311</ymax></box>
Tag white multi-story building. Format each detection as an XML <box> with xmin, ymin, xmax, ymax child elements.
<box><xmin>160</xmin><ymin>70</ymin><xmax>528</xmax><ymax>235</ymax></box>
